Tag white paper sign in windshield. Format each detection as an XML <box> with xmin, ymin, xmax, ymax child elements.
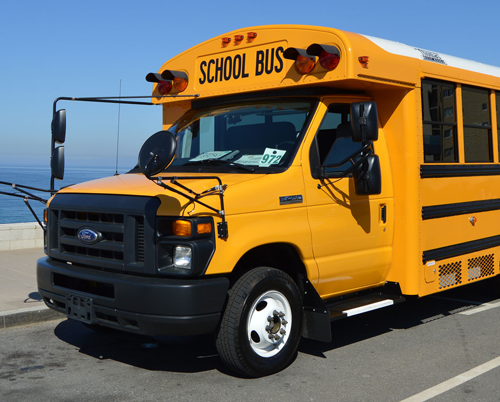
<box><xmin>235</xmin><ymin>155</ymin><xmax>262</xmax><ymax>165</ymax></box>
<box><xmin>189</xmin><ymin>151</ymin><xmax>232</xmax><ymax>162</ymax></box>
<box><xmin>258</xmin><ymin>148</ymin><xmax>286</xmax><ymax>167</ymax></box>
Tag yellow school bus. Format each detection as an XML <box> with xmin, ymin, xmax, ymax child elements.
<box><xmin>37</xmin><ymin>25</ymin><xmax>500</xmax><ymax>377</ymax></box>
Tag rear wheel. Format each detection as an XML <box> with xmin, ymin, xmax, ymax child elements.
<box><xmin>216</xmin><ymin>267</ymin><xmax>302</xmax><ymax>377</ymax></box>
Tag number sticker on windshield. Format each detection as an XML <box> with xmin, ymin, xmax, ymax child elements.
<box><xmin>259</xmin><ymin>148</ymin><xmax>286</xmax><ymax>167</ymax></box>
<box><xmin>189</xmin><ymin>151</ymin><xmax>232</xmax><ymax>162</ymax></box>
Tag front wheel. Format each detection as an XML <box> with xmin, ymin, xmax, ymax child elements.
<box><xmin>216</xmin><ymin>267</ymin><xmax>302</xmax><ymax>377</ymax></box>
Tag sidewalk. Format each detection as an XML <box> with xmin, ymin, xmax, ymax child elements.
<box><xmin>0</xmin><ymin>247</ymin><xmax>62</xmax><ymax>329</ymax></box>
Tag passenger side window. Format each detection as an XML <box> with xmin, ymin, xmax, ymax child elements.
<box><xmin>314</xmin><ymin>105</ymin><xmax>363</xmax><ymax>176</ymax></box>
<box><xmin>462</xmin><ymin>86</ymin><xmax>492</xmax><ymax>162</ymax></box>
<box><xmin>422</xmin><ymin>79</ymin><xmax>458</xmax><ymax>162</ymax></box>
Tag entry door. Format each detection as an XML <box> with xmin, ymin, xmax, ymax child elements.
<box><xmin>303</xmin><ymin>102</ymin><xmax>393</xmax><ymax>299</ymax></box>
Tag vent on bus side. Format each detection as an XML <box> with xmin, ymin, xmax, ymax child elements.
<box><xmin>439</xmin><ymin>262</ymin><xmax>462</xmax><ymax>289</ymax></box>
<box><xmin>467</xmin><ymin>254</ymin><xmax>494</xmax><ymax>281</ymax></box>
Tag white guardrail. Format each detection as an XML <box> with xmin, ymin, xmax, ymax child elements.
<box><xmin>0</xmin><ymin>223</ymin><xmax>44</xmax><ymax>251</ymax></box>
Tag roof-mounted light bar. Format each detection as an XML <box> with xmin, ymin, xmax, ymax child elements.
<box><xmin>145</xmin><ymin>70</ymin><xmax>189</xmax><ymax>94</ymax></box>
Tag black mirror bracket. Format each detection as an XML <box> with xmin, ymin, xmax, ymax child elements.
<box><xmin>316</xmin><ymin>141</ymin><xmax>373</xmax><ymax>189</ymax></box>
<box><xmin>351</xmin><ymin>101</ymin><xmax>379</xmax><ymax>142</ymax></box>
<box><xmin>150</xmin><ymin>175</ymin><xmax>229</xmax><ymax>239</ymax></box>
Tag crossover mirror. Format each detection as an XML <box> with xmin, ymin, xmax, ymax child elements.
<box><xmin>138</xmin><ymin>130</ymin><xmax>177</xmax><ymax>177</ymax></box>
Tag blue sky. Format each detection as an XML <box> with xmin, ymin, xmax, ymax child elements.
<box><xmin>1</xmin><ymin>0</ymin><xmax>499</xmax><ymax>171</ymax></box>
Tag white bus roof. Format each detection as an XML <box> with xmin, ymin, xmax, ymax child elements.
<box><xmin>362</xmin><ymin>34</ymin><xmax>500</xmax><ymax>79</ymax></box>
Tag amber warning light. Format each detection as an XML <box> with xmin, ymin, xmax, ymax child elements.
<box><xmin>146</xmin><ymin>70</ymin><xmax>189</xmax><ymax>94</ymax></box>
<box><xmin>283</xmin><ymin>43</ymin><xmax>341</xmax><ymax>74</ymax></box>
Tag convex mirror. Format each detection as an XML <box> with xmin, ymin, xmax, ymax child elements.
<box><xmin>138</xmin><ymin>130</ymin><xmax>177</xmax><ymax>177</ymax></box>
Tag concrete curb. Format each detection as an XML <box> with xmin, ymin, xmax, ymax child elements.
<box><xmin>0</xmin><ymin>222</ymin><xmax>44</xmax><ymax>251</ymax></box>
<box><xmin>0</xmin><ymin>305</ymin><xmax>64</xmax><ymax>330</ymax></box>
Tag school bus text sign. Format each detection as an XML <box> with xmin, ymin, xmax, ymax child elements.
<box><xmin>196</xmin><ymin>41</ymin><xmax>288</xmax><ymax>89</ymax></box>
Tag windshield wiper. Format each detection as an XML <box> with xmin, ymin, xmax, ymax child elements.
<box><xmin>183</xmin><ymin>159</ymin><xmax>255</xmax><ymax>172</ymax></box>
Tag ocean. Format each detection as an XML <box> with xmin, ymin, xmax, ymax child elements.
<box><xmin>0</xmin><ymin>165</ymin><xmax>133</xmax><ymax>224</ymax></box>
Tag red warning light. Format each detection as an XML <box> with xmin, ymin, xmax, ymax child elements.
<box><xmin>158</xmin><ymin>80</ymin><xmax>172</xmax><ymax>94</ymax></box>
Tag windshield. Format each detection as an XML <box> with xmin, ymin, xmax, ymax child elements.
<box><xmin>164</xmin><ymin>100</ymin><xmax>316</xmax><ymax>173</ymax></box>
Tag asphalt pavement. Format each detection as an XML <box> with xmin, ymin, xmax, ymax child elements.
<box><xmin>2</xmin><ymin>247</ymin><xmax>500</xmax><ymax>401</ymax></box>
<box><xmin>0</xmin><ymin>247</ymin><xmax>62</xmax><ymax>329</ymax></box>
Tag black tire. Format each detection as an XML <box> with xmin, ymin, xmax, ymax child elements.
<box><xmin>216</xmin><ymin>267</ymin><xmax>302</xmax><ymax>377</ymax></box>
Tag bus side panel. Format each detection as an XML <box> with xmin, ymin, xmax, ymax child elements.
<box><xmin>375</xmin><ymin>88</ymin><xmax>422</xmax><ymax>295</ymax></box>
<box><xmin>418</xmin><ymin>175</ymin><xmax>500</xmax><ymax>296</ymax></box>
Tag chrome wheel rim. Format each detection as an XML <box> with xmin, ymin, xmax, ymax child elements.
<box><xmin>247</xmin><ymin>290</ymin><xmax>292</xmax><ymax>358</ymax></box>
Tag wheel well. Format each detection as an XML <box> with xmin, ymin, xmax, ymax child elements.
<box><xmin>230</xmin><ymin>243</ymin><xmax>307</xmax><ymax>288</ymax></box>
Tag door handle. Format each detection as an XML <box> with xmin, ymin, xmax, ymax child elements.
<box><xmin>380</xmin><ymin>204</ymin><xmax>387</xmax><ymax>224</ymax></box>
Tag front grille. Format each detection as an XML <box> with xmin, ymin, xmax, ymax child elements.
<box><xmin>48</xmin><ymin>194</ymin><xmax>159</xmax><ymax>274</ymax></box>
<box><xmin>58</xmin><ymin>210</ymin><xmax>127</xmax><ymax>263</ymax></box>
<box><xmin>136</xmin><ymin>217</ymin><xmax>145</xmax><ymax>262</ymax></box>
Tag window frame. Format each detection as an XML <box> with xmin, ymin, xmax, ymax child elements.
<box><xmin>461</xmin><ymin>85</ymin><xmax>493</xmax><ymax>163</ymax></box>
<box><xmin>421</xmin><ymin>79</ymin><xmax>459</xmax><ymax>163</ymax></box>
<box><xmin>309</xmin><ymin>103</ymin><xmax>366</xmax><ymax>179</ymax></box>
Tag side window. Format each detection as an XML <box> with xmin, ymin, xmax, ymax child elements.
<box><xmin>314</xmin><ymin>104</ymin><xmax>363</xmax><ymax>176</ymax></box>
<box><xmin>462</xmin><ymin>86</ymin><xmax>492</xmax><ymax>162</ymax></box>
<box><xmin>422</xmin><ymin>79</ymin><xmax>458</xmax><ymax>162</ymax></box>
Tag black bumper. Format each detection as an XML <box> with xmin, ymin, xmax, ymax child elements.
<box><xmin>37</xmin><ymin>257</ymin><xmax>229</xmax><ymax>336</ymax></box>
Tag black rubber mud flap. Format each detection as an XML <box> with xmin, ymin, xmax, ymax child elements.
<box><xmin>301</xmin><ymin>280</ymin><xmax>332</xmax><ymax>343</ymax></box>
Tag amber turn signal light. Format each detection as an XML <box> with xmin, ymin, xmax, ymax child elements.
<box><xmin>197</xmin><ymin>223</ymin><xmax>212</xmax><ymax>234</ymax></box>
<box><xmin>172</xmin><ymin>220</ymin><xmax>192</xmax><ymax>237</ymax></box>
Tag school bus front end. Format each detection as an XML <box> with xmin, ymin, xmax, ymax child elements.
<box><xmin>36</xmin><ymin>25</ymin><xmax>500</xmax><ymax>377</ymax></box>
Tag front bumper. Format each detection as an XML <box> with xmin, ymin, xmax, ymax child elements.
<box><xmin>37</xmin><ymin>256</ymin><xmax>229</xmax><ymax>336</ymax></box>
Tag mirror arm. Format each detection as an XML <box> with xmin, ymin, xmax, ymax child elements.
<box><xmin>148</xmin><ymin>175</ymin><xmax>229</xmax><ymax>239</ymax></box>
<box><xmin>143</xmin><ymin>152</ymin><xmax>159</xmax><ymax>180</ymax></box>
<box><xmin>23</xmin><ymin>198</ymin><xmax>46</xmax><ymax>233</ymax></box>
<box><xmin>358</xmin><ymin>103</ymin><xmax>367</xmax><ymax>141</ymax></box>
<box><xmin>323</xmin><ymin>141</ymin><xmax>372</xmax><ymax>170</ymax></box>
<box><xmin>316</xmin><ymin>166</ymin><xmax>326</xmax><ymax>180</ymax></box>
<box><xmin>317</xmin><ymin>142</ymin><xmax>374</xmax><ymax>189</ymax></box>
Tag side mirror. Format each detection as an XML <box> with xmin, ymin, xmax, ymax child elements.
<box><xmin>351</xmin><ymin>102</ymin><xmax>378</xmax><ymax>142</ymax></box>
<box><xmin>52</xmin><ymin>109</ymin><xmax>66</xmax><ymax>144</ymax></box>
<box><xmin>354</xmin><ymin>154</ymin><xmax>381</xmax><ymax>195</ymax></box>
<box><xmin>138</xmin><ymin>131</ymin><xmax>177</xmax><ymax>177</ymax></box>
<box><xmin>51</xmin><ymin>146</ymin><xmax>65</xmax><ymax>180</ymax></box>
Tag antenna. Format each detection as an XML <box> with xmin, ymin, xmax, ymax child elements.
<box><xmin>115</xmin><ymin>79</ymin><xmax>122</xmax><ymax>176</ymax></box>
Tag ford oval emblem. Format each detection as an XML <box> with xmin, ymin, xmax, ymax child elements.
<box><xmin>77</xmin><ymin>228</ymin><xmax>102</xmax><ymax>245</ymax></box>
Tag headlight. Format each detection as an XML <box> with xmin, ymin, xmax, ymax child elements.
<box><xmin>173</xmin><ymin>246</ymin><xmax>192</xmax><ymax>269</ymax></box>
<box><xmin>156</xmin><ymin>217</ymin><xmax>215</xmax><ymax>276</ymax></box>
